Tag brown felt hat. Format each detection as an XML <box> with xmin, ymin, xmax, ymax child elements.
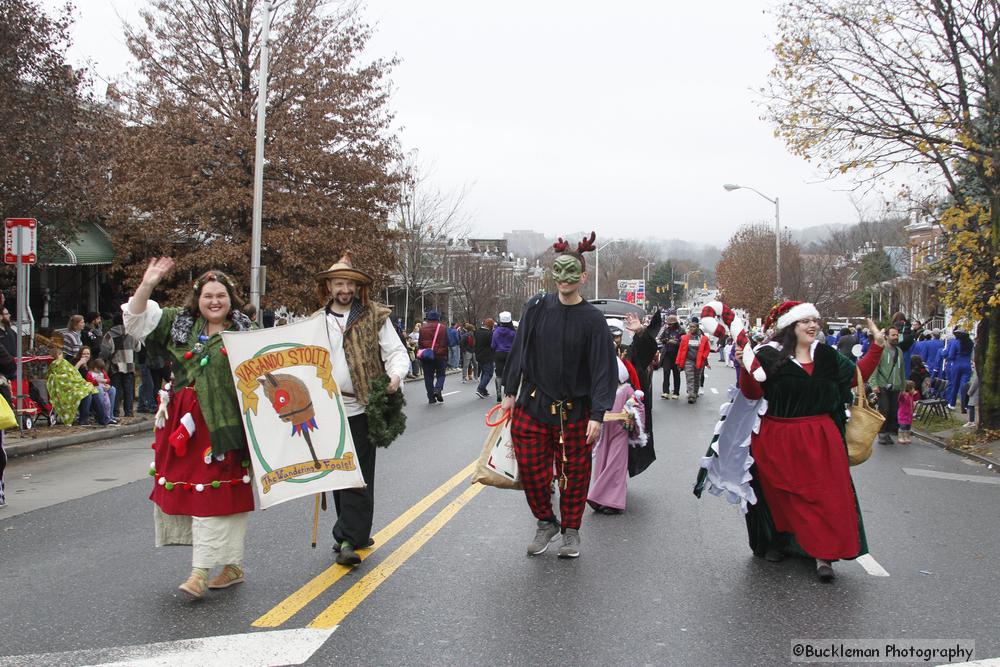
<box><xmin>315</xmin><ymin>251</ymin><xmax>373</xmax><ymax>285</ymax></box>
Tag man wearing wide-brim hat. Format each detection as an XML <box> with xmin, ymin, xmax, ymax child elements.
<box><xmin>315</xmin><ymin>252</ymin><xmax>411</xmax><ymax>567</ymax></box>
<box><xmin>657</xmin><ymin>313</ymin><xmax>683</xmax><ymax>399</ymax></box>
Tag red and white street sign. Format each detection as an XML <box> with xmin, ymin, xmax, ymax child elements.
<box><xmin>4</xmin><ymin>218</ymin><xmax>37</xmax><ymax>264</ymax></box>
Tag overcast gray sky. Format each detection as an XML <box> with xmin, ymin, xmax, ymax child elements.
<box><xmin>51</xmin><ymin>0</ymin><xmax>886</xmax><ymax>244</ymax></box>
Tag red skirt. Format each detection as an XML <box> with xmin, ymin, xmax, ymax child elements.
<box><xmin>751</xmin><ymin>414</ymin><xmax>859</xmax><ymax>560</ymax></box>
<box><xmin>150</xmin><ymin>387</ymin><xmax>255</xmax><ymax>517</ymax></box>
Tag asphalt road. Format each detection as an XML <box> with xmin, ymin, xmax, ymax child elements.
<box><xmin>2</xmin><ymin>364</ymin><xmax>999</xmax><ymax>666</ymax></box>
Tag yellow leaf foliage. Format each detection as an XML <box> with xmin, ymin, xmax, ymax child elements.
<box><xmin>938</xmin><ymin>204</ymin><xmax>996</xmax><ymax>327</ymax></box>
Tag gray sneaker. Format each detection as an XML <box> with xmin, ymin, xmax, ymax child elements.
<box><xmin>526</xmin><ymin>520</ymin><xmax>560</xmax><ymax>556</ymax></box>
<box><xmin>558</xmin><ymin>529</ymin><xmax>581</xmax><ymax>559</ymax></box>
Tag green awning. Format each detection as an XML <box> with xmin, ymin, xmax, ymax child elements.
<box><xmin>38</xmin><ymin>222</ymin><xmax>115</xmax><ymax>266</ymax></box>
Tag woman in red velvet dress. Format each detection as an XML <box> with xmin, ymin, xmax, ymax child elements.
<box><xmin>737</xmin><ymin>302</ymin><xmax>885</xmax><ymax>582</ymax></box>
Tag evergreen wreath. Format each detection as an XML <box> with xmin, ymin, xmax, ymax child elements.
<box><xmin>366</xmin><ymin>374</ymin><xmax>407</xmax><ymax>448</ymax></box>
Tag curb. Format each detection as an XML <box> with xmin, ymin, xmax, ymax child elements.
<box><xmin>6</xmin><ymin>418</ymin><xmax>155</xmax><ymax>459</ymax></box>
<box><xmin>5</xmin><ymin>368</ymin><xmax>466</xmax><ymax>459</ymax></box>
<box><xmin>913</xmin><ymin>428</ymin><xmax>1000</xmax><ymax>472</ymax></box>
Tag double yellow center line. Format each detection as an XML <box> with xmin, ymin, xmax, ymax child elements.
<box><xmin>252</xmin><ymin>460</ymin><xmax>483</xmax><ymax>629</ymax></box>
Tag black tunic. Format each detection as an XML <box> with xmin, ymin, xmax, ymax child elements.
<box><xmin>625</xmin><ymin>309</ymin><xmax>660</xmax><ymax>476</ymax></box>
<box><xmin>502</xmin><ymin>293</ymin><xmax>617</xmax><ymax>425</ymax></box>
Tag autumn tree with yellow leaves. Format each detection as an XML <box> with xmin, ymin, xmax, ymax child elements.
<box><xmin>763</xmin><ymin>0</ymin><xmax>1000</xmax><ymax>429</ymax></box>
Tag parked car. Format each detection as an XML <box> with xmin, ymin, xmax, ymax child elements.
<box><xmin>589</xmin><ymin>299</ymin><xmax>648</xmax><ymax>346</ymax></box>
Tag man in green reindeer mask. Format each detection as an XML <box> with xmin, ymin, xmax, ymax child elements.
<box><xmin>550</xmin><ymin>254</ymin><xmax>584</xmax><ymax>285</ymax></box>
<box><xmin>499</xmin><ymin>232</ymin><xmax>618</xmax><ymax>559</ymax></box>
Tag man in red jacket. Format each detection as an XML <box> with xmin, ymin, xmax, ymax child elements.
<box><xmin>675</xmin><ymin>320</ymin><xmax>710</xmax><ymax>404</ymax></box>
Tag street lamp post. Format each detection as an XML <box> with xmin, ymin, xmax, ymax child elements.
<box><xmin>682</xmin><ymin>269</ymin><xmax>701</xmax><ymax>305</ymax></box>
<box><xmin>639</xmin><ymin>257</ymin><xmax>654</xmax><ymax>307</ymax></box>
<box><xmin>638</xmin><ymin>257</ymin><xmax>654</xmax><ymax>284</ymax></box>
<box><xmin>249</xmin><ymin>1</ymin><xmax>272</xmax><ymax>311</ymax></box>
<box><xmin>724</xmin><ymin>183</ymin><xmax>781</xmax><ymax>301</ymax></box>
<box><xmin>593</xmin><ymin>239</ymin><xmax>621</xmax><ymax>300</ymax></box>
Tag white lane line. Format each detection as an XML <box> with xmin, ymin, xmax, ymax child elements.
<box><xmin>0</xmin><ymin>628</ymin><xmax>337</xmax><ymax>667</ymax></box>
<box><xmin>442</xmin><ymin>391</ymin><xmax>461</xmax><ymax>397</ymax></box>
<box><xmin>902</xmin><ymin>467</ymin><xmax>1000</xmax><ymax>485</ymax></box>
<box><xmin>856</xmin><ymin>553</ymin><xmax>890</xmax><ymax>577</ymax></box>
<box><xmin>949</xmin><ymin>659</ymin><xmax>1000</xmax><ymax>666</ymax></box>
<box><xmin>710</xmin><ymin>387</ymin><xmax>718</xmax><ymax>394</ymax></box>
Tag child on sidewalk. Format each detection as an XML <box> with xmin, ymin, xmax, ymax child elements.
<box><xmin>86</xmin><ymin>358</ymin><xmax>117</xmax><ymax>425</ymax></box>
<box><xmin>897</xmin><ymin>380</ymin><xmax>918</xmax><ymax>444</ymax></box>
<box><xmin>964</xmin><ymin>363</ymin><xmax>979</xmax><ymax>429</ymax></box>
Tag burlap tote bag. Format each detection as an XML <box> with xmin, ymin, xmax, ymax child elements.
<box><xmin>845</xmin><ymin>366</ymin><xmax>884</xmax><ymax>466</ymax></box>
<box><xmin>471</xmin><ymin>406</ymin><xmax>522</xmax><ymax>489</ymax></box>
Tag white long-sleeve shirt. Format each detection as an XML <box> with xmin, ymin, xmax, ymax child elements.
<box><xmin>325</xmin><ymin>311</ymin><xmax>410</xmax><ymax>418</ymax></box>
<box><xmin>121</xmin><ymin>297</ymin><xmax>163</xmax><ymax>344</ymax></box>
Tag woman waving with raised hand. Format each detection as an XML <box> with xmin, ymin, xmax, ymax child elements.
<box><xmin>124</xmin><ymin>257</ymin><xmax>255</xmax><ymax>599</ymax></box>
<box><xmin>736</xmin><ymin>302</ymin><xmax>885</xmax><ymax>583</ymax></box>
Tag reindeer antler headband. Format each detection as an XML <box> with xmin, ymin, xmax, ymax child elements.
<box><xmin>552</xmin><ymin>231</ymin><xmax>597</xmax><ymax>270</ymax></box>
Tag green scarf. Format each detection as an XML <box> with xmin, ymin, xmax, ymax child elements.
<box><xmin>148</xmin><ymin>307</ymin><xmax>247</xmax><ymax>456</ymax></box>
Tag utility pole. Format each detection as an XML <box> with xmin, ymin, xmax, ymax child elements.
<box><xmin>249</xmin><ymin>1</ymin><xmax>272</xmax><ymax>311</ymax></box>
<box><xmin>774</xmin><ymin>197</ymin><xmax>782</xmax><ymax>302</ymax></box>
<box><xmin>670</xmin><ymin>264</ymin><xmax>674</xmax><ymax>309</ymax></box>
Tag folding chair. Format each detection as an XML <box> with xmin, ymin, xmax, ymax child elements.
<box><xmin>916</xmin><ymin>378</ymin><xmax>949</xmax><ymax>422</ymax></box>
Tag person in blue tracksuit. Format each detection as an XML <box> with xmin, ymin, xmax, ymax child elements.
<box><xmin>945</xmin><ymin>330</ymin><xmax>974</xmax><ymax>409</ymax></box>
<box><xmin>910</xmin><ymin>334</ymin><xmax>929</xmax><ymax>372</ymax></box>
<box><xmin>925</xmin><ymin>331</ymin><xmax>945</xmax><ymax>378</ymax></box>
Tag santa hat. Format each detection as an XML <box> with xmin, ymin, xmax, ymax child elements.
<box><xmin>617</xmin><ymin>357</ymin><xmax>641</xmax><ymax>390</ymax></box>
<box><xmin>765</xmin><ymin>301</ymin><xmax>820</xmax><ymax>332</ymax></box>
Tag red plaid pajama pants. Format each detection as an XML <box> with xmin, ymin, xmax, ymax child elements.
<box><xmin>510</xmin><ymin>406</ymin><xmax>592</xmax><ymax>531</ymax></box>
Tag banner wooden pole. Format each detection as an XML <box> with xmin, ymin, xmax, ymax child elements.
<box><xmin>310</xmin><ymin>493</ymin><xmax>321</xmax><ymax>548</ymax></box>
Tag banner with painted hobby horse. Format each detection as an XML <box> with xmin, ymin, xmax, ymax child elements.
<box><xmin>222</xmin><ymin>313</ymin><xmax>365</xmax><ymax>510</ymax></box>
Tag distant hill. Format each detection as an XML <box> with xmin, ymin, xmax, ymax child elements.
<box><xmin>648</xmin><ymin>238</ymin><xmax>722</xmax><ymax>270</ymax></box>
<box><xmin>504</xmin><ymin>229</ymin><xmax>551</xmax><ymax>258</ymax></box>
<box><xmin>506</xmin><ymin>225</ymin><xmax>864</xmax><ymax>269</ymax></box>
<box><xmin>507</xmin><ymin>231</ymin><xmax>722</xmax><ymax>268</ymax></box>
<box><xmin>787</xmin><ymin>223</ymin><xmax>852</xmax><ymax>247</ymax></box>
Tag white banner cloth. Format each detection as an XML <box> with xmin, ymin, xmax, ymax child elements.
<box><xmin>222</xmin><ymin>313</ymin><xmax>365</xmax><ymax>509</ymax></box>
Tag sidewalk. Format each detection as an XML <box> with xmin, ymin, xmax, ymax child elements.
<box><xmin>913</xmin><ymin>422</ymin><xmax>1000</xmax><ymax>471</ymax></box>
<box><xmin>5</xmin><ymin>414</ymin><xmax>156</xmax><ymax>459</ymax></box>
<box><xmin>5</xmin><ymin>368</ymin><xmax>469</xmax><ymax>460</ymax></box>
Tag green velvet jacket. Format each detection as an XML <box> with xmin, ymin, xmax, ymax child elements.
<box><xmin>754</xmin><ymin>343</ymin><xmax>858</xmax><ymax>440</ymax></box>
<box><xmin>147</xmin><ymin>308</ymin><xmax>247</xmax><ymax>456</ymax></box>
